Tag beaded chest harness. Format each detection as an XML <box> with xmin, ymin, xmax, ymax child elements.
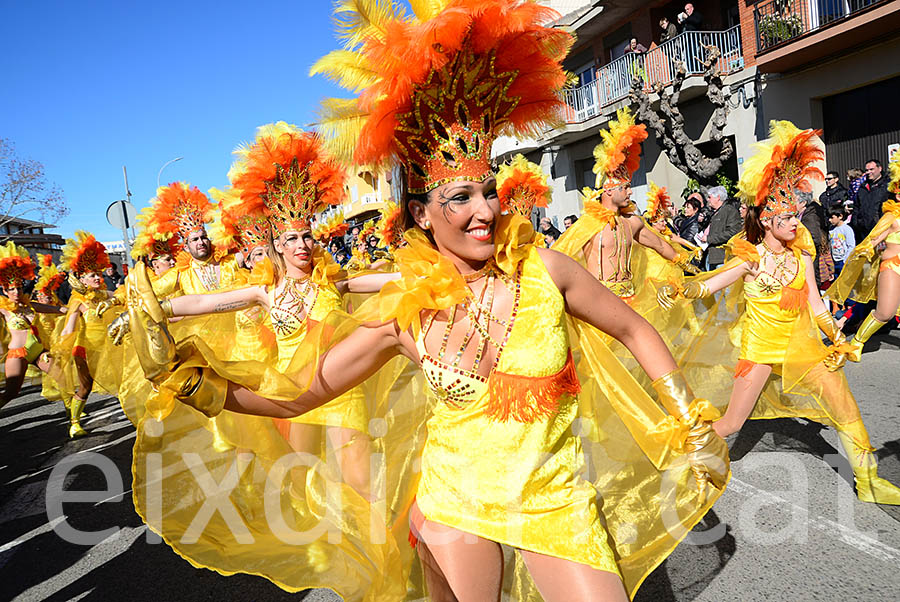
<box><xmin>756</xmin><ymin>242</ymin><xmax>799</xmax><ymax>296</ymax></box>
<box><xmin>269</xmin><ymin>276</ymin><xmax>318</xmax><ymax>338</ymax></box>
<box><xmin>419</xmin><ymin>263</ymin><xmax>522</xmax><ymax>408</ymax></box>
<box><xmin>194</xmin><ymin>261</ymin><xmax>221</xmax><ymax>292</ymax></box>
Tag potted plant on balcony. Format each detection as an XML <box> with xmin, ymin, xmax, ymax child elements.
<box><xmin>758</xmin><ymin>9</ymin><xmax>802</xmax><ymax>48</ymax></box>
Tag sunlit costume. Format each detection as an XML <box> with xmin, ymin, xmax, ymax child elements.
<box><xmin>122</xmin><ymin>1</ymin><xmax>729</xmax><ymax>599</ymax></box>
<box><xmin>659</xmin><ymin>121</ymin><xmax>900</xmax><ymax>505</ymax></box>
<box><xmin>148</xmin><ymin>182</ymin><xmax>241</xmax><ymax>296</ymax></box>
<box><xmin>32</xmin><ymin>253</ymin><xmax>69</xmax><ymax>406</ymax></box>
<box><xmin>58</xmin><ymin>232</ymin><xmax>126</xmax><ymax>437</ymax></box>
<box><xmin>829</xmin><ymin>153</ymin><xmax>900</xmax><ymax>357</ymax></box>
<box><xmin>130</xmin><ymin>205</ymin><xmax>183</xmax><ymax>279</ymax></box>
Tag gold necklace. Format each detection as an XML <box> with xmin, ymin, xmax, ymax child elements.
<box><xmin>195</xmin><ymin>260</ymin><xmax>220</xmax><ymax>291</ymax></box>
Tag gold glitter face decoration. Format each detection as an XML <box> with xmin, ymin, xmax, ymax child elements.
<box><xmin>396</xmin><ymin>49</ymin><xmax>520</xmax><ymax>195</ymax></box>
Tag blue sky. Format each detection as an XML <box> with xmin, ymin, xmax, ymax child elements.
<box><xmin>0</xmin><ymin>0</ymin><xmax>357</xmax><ymax>243</ymax></box>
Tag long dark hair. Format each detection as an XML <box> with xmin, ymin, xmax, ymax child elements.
<box><xmin>744</xmin><ymin>204</ymin><xmax>765</xmax><ymax>244</ymax></box>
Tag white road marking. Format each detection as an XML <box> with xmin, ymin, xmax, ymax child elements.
<box><xmin>0</xmin><ymin>516</ymin><xmax>66</xmax><ymax>553</ymax></box>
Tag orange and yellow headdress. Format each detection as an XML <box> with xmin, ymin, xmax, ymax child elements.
<box><xmin>60</xmin><ymin>231</ymin><xmax>111</xmax><ymax>276</ymax></box>
<box><xmin>312</xmin><ymin>0</ymin><xmax>572</xmax><ymax>194</ymax></box>
<box><xmin>375</xmin><ymin>200</ymin><xmax>404</xmax><ymax>251</ymax></box>
<box><xmin>496</xmin><ymin>154</ymin><xmax>551</xmax><ymax>218</ymax></box>
<box><xmin>150</xmin><ymin>182</ymin><xmax>214</xmax><ymax>239</ymax></box>
<box><xmin>229</xmin><ymin>122</ymin><xmax>345</xmax><ymax>238</ymax></box>
<box><xmin>34</xmin><ymin>253</ymin><xmax>65</xmax><ymax>296</ymax></box>
<box><xmin>738</xmin><ymin>120</ymin><xmax>824</xmax><ymax>220</ymax></box>
<box><xmin>644</xmin><ymin>182</ymin><xmax>672</xmax><ymax>224</ymax></box>
<box><xmin>593</xmin><ymin>107</ymin><xmax>648</xmax><ymax>191</ymax></box>
<box><xmin>0</xmin><ymin>242</ymin><xmax>35</xmax><ymax>288</ymax></box>
<box><xmin>208</xmin><ymin>189</ymin><xmax>271</xmax><ymax>259</ymax></box>
<box><xmin>312</xmin><ymin>209</ymin><xmax>349</xmax><ymax>244</ymax></box>
<box><xmin>888</xmin><ymin>152</ymin><xmax>900</xmax><ymax>196</ymax></box>
<box><xmin>131</xmin><ymin>206</ymin><xmax>183</xmax><ymax>261</ymax></box>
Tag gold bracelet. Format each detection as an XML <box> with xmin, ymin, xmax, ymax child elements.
<box><xmin>160</xmin><ymin>299</ymin><xmax>175</xmax><ymax>319</ymax></box>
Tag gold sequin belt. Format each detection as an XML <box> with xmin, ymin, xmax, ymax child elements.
<box><xmin>600</xmin><ymin>279</ymin><xmax>636</xmax><ymax>299</ymax></box>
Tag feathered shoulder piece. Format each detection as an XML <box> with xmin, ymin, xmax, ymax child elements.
<box><xmin>888</xmin><ymin>152</ymin><xmax>900</xmax><ymax>196</ymax></box>
<box><xmin>34</xmin><ymin>253</ymin><xmax>65</xmax><ymax>294</ymax></box>
<box><xmin>312</xmin><ymin>0</ymin><xmax>572</xmax><ymax>194</ymax></box>
<box><xmin>644</xmin><ymin>182</ymin><xmax>671</xmax><ymax>224</ymax></box>
<box><xmin>60</xmin><ymin>231</ymin><xmax>110</xmax><ymax>276</ymax></box>
<box><xmin>312</xmin><ymin>209</ymin><xmax>349</xmax><ymax>244</ymax></box>
<box><xmin>497</xmin><ymin>154</ymin><xmax>551</xmax><ymax>218</ymax></box>
<box><xmin>152</xmin><ymin>182</ymin><xmax>214</xmax><ymax>238</ymax></box>
<box><xmin>375</xmin><ymin>200</ymin><xmax>405</xmax><ymax>251</ymax></box>
<box><xmin>0</xmin><ymin>241</ymin><xmax>36</xmax><ymax>288</ymax></box>
<box><xmin>593</xmin><ymin>107</ymin><xmax>648</xmax><ymax>190</ymax></box>
<box><xmin>738</xmin><ymin>120</ymin><xmax>824</xmax><ymax>219</ymax></box>
<box><xmin>229</xmin><ymin>122</ymin><xmax>344</xmax><ymax>238</ymax></box>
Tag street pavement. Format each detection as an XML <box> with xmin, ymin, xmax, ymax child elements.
<box><xmin>1</xmin><ymin>329</ymin><xmax>898</xmax><ymax>602</ymax></box>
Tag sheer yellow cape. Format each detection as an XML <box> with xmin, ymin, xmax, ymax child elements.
<box><xmin>127</xmin><ymin>214</ymin><xmax>727</xmax><ymax>600</ymax></box>
<box><xmin>829</xmin><ymin>200</ymin><xmax>900</xmax><ymax>310</ymax></box>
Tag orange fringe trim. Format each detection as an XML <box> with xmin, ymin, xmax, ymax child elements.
<box><xmin>880</xmin><ymin>254</ymin><xmax>900</xmax><ymax>273</ymax></box>
<box><xmin>408</xmin><ymin>530</ymin><xmax>419</xmax><ymax>549</ymax></box>
<box><xmin>485</xmin><ymin>350</ymin><xmax>581</xmax><ymax>423</ymax></box>
<box><xmin>72</xmin><ymin>346</ymin><xmax>86</xmax><ymax>359</ymax></box>
<box><xmin>779</xmin><ymin>279</ymin><xmax>808</xmax><ymax>311</ymax></box>
<box><xmin>734</xmin><ymin>359</ymin><xmax>756</xmax><ymax>378</ymax></box>
<box><xmin>7</xmin><ymin>347</ymin><xmax>26</xmax><ymax>359</ymax></box>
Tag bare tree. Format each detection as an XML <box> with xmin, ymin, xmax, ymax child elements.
<box><xmin>0</xmin><ymin>138</ymin><xmax>68</xmax><ymax>240</ymax></box>
<box><xmin>628</xmin><ymin>45</ymin><xmax>733</xmax><ymax>185</ymax></box>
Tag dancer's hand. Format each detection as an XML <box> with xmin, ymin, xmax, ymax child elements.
<box><xmin>107</xmin><ymin>312</ymin><xmax>130</xmax><ymax>346</ymax></box>
<box><xmin>684</xmin><ymin>423</ymin><xmax>730</xmax><ymax>504</ymax></box>
<box><xmin>824</xmin><ymin>348</ymin><xmax>848</xmax><ymax>371</ymax></box>
<box><xmin>656</xmin><ymin>283</ymin><xmax>679</xmax><ymax>310</ymax></box>
<box><xmin>96</xmin><ymin>300</ymin><xmax>113</xmax><ymax>317</ymax></box>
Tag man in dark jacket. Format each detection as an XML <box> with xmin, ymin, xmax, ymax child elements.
<box><xmin>701</xmin><ymin>186</ymin><xmax>741</xmax><ymax>270</ymax></box>
<box><xmin>659</xmin><ymin>17</ymin><xmax>678</xmax><ymax>43</ymax></box>
<box><xmin>854</xmin><ymin>159</ymin><xmax>889</xmax><ymax>240</ymax></box>
<box><xmin>819</xmin><ymin>171</ymin><xmax>849</xmax><ymax>212</ymax></box>
<box><xmin>682</xmin><ymin>3</ymin><xmax>703</xmax><ymax>31</ymax></box>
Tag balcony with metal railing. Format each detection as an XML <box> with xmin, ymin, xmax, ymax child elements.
<box><xmin>754</xmin><ymin>0</ymin><xmax>890</xmax><ymax>52</ymax></box>
<box><xmin>560</xmin><ymin>26</ymin><xmax>744</xmax><ymax>125</ymax></box>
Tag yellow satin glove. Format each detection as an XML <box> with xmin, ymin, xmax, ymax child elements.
<box><xmin>656</xmin><ymin>280</ymin><xmax>710</xmax><ymax>310</ymax></box>
<box><xmin>673</xmin><ymin>252</ymin><xmax>700</xmax><ymax>275</ymax></box>
<box><xmin>814</xmin><ymin>311</ymin><xmax>848</xmax><ymax>371</ymax></box>
<box><xmin>652</xmin><ymin>369</ymin><xmax>730</xmax><ymax>504</ymax></box>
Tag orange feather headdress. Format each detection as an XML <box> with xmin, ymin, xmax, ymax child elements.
<box><xmin>593</xmin><ymin>107</ymin><xmax>648</xmax><ymax>190</ymax></box>
<box><xmin>312</xmin><ymin>0</ymin><xmax>573</xmax><ymax>194</ymax></box>
<box><xmin>375</xmin><ymin>200</ymin><xmax>404</xmax><ymax>251</ymax></box>
<box><xmin>208</xmin><ymin>188</ymin><xmax>271</xmax><ymax>259</ymax></box>
<box><xmin>34</xmin><ymin>253</ymin><xmax>65</xmax><ymax>295</ymax></box>
<box><xmin>496</xmin><ymin>154</ymin><xmax>551</xmax><ymax>218</ymax></box>
<box><xmin>738</xmin><ymin>120</ymin><xmax>824</xmax><ymax>219</ymax></box>
<box><xmin>151</xmin><ymin>182</ymin><xmax>214</xmax><ymax>239</ymax></box>
<box><xmin>312</xmin><ymin>209</ymin><xmax>350</xmax><ymax>244</ymax></box>
<box><xmin>131</xmin><ymin>205</ymin><xmax>183</xmax><ymax>261</ymax></box>
<box><xmin>0</xmin><ymin>242</ymin><xmax>35</xmax><ymax>288</ymax></box>
<box><xmin>60</xmin><ymin>231</ymin><xmax>110</xmax><ymax>276</ymax></box>
<box><xmin>229</xmin><ymin>122</ymin><xmax>345</xmax><ymax>238</ymax></box>
<box><xmin>644</xmin><ymin>182</ymin><xmax>672</xmax><ymax>224</ymax></box>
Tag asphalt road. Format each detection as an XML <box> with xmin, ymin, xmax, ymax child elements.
<box><xmin>1</xmin><ymin>329</ymin><xmax>898</xmax><ymax>602</ymax></box>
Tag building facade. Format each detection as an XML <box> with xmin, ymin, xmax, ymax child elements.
<box><xmin>498</xmin><ymin>0</ymin><xmax>899</xmax><ymax>229</ymax></box>
<box><xmin>0</xmin><ymin>216</ymin><xmax>65</xmax><ymax>262</ymax></box>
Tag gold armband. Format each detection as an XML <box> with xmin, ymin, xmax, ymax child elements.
<box><xmin>682</xmin><ymin>280</ymin><xmax>710</xmax><ymax>300</ymax></box>
<box><xmin>160</xmin><ymin>299</ymin><xmax>175</xmax><ymax>319</ymax></box>
<box><xmin>651</xmin><ymin>369</ymin><xmax>697</xmax><ymax>425</ymax></box>
<box><xmin>813</xmin><ymin>311</ymin><xmax>844</xmax><ymax>345</ymax></box>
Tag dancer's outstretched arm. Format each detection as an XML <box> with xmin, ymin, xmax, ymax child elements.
<box><xmin>336</xmin><ymin>272</ymin><xmax>401</xmax><ymax>295</ymax></box>
<box><xmin>166</xmin><ymin>286</ymin><xmax>268</xmax><ymax>317</ymax></box>
<box><xmin>32</xmin><ymin>302</ymin><xmax>67</xmax><ymax>315</ymax></box>
<box><xmin>224</xmin><ymin>320</ymin><xmax>405</xmax><ymax>417</ymax></box>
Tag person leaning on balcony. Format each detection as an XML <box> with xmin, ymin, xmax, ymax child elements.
<box><xmin>700</xmin><ymin>186</ymin><xmax>741</xmax><ymax>270</ymax></box>
<box><xmin>627</xmin><ymin>37</ymin><xmax>648</xmax><ymax>54</ymax></box>
<box><xmin>682</xmin><ymin>3</ymin><xmax>703</xmax><ymax>32</ymax></box>
<box><xmin>660</xmin><ymin>17</ymin><xmax>678</xmax><ymax>43</ymax></box>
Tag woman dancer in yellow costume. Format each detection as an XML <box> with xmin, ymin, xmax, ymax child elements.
<box><xmin>137</xmin><ymin>124</ymin><xmax>396</xmax><ymax>498</ymax></box>
<box><xmin>658</xmin><ymin>121</ymin><xmax>900</xmax><ymax>504</ymax></box>
<box><xmin>0</xmin><ymin>243</ymin><xmax>67</xmax><ymax>411</ymax></box>
<box><xmin>59</xmin><ymin>232</ymin><xmax>126</xmax><ymax>436</ymax></box>
<box><xmin>126</xmin><ymin>2</ymin><xmax>729</xmax><ymax>599</ymax></box>
<box><xmin>830</xmin><ymin>154</ymin><xmax>900</xmax><ymax>359</ymax></box>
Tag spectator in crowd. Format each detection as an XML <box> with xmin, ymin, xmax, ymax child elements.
<box><xmin>334</xmin><ymin>248</ymin><xmax>349</xmax><ymax>266</ymax></box>
<box><xmin>853</xmin><ymin>158</ymin><xmax>889</xmax><ymax>241</ymax></box>
<box><xmin>539</xmin><ymin>217</ymin><xmax>561</xmax><ymax>241</ymax></box>
<box><xmin>676</xmin><ymin>12</ymin><xmax>687</xmax><ymax>31</ymax></box>
<box><xmin>847</xmin><ymin>167</ymin><xmax>865</xmax><ymax>203</ymax></box>
<box><xmin>828</xmin><ymin>205</ymin><xmax>856</xmax><ymax>274</ymax></box>
<box><xmin>682</xmin><ymin>3</ymin><xmax>703</xmax><ymax>31</ymax></box>
<box><xmin>563</xmin><ymin>215</ymin><xmax>578</xmax><ymax>229</ymax></box>
<box><xmin>660</xmin><ymin>16</ymin><xmax>678</xmax><ymax>43</ymax></box>
<box><xmin>627</xmin><ymin>37</ymin><xmax>648</xmax><ymax>54</ymax></box>
<box><xmin>798</xmin><ymin>190</ymin><xmax>834</xmax><ymax>288</ymax></box>
<box><xmin>699</xmin><ymin>185</ymin><xmax>741</xmax><ymax>270</ymax></box>
<box><xmin>819</xmin><ymin>170</ymin><xmax>849</xmax><ymax>212</ymax></box>
<box><xmin>677</xmin><ymin>197</ymin><xmax>702</xmax><ymax>244</ymax></box>
<box><xmin>103</xmin><ymin>263</ymin><xmax>125</xmax><ymax>290</ymax></box>
<box><xmin>688</xmin><ymin>190</ymin><xmax>712</xmax><ymax>228</ymax></box>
